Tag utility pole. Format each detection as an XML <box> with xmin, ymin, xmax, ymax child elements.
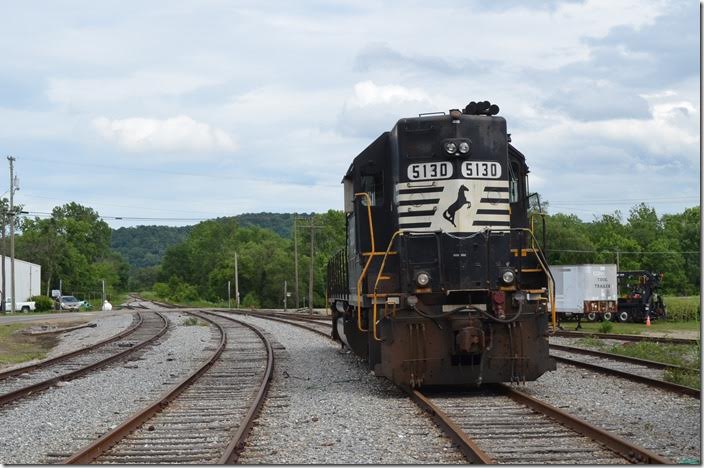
<box><xmin>101</xmin><ymin>279</ymin><xmax>106</xmax><ymax>304</ymax></box>
<box><xmin>1</xmin><ymin>207</ymin><xmax>5</xmax><ymax>313</ymax></box>
<box><xmin>293</xmin><ymin>215</ymin><xmax>299</xmax><ymax>308</ymax></box>
<box><xmin>283</xmin><ymin>280</ymin><xmax>287</xmax><ymax>311</ymax></box>
<box><xmin>227</xmin><ymin>280</ymin><xmax>231</xmax><ymax>309</ymax></box>
<box><xmin>234</xmin><ymin>252</ymin><xmax>240</xmax><ymax>308</ymax></box>
<box><xmin>7</xmin><ymin>156</ymin><xmax>16</xmax><ymax>314</ymax></box>
<box><xmin>615</xmin><ymin>250</ymin><xmax>620</xmax><ymax>271</ymax></box>
<box><xmin>295</xmin><ymin>216</ymin><xmax>323</xmax><ymax>314</ymax></box>
<box><xmin>308</xmin><ymin>221</ymin><xmax>315</xmax><ymax>314</ymax></box>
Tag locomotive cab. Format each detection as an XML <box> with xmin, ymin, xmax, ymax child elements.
<box><xmin>327</xmin><ymin>102</ymin><xmax>556</xmax><ymax>387</ymax></box>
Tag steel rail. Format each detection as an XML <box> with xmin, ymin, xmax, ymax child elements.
<box><xmin>551</xmin><ymin>354</ymin><xmax>700</xmax><ymax>398</ymax></box>
<box><xmin>64</xmin><ymin>310</ymin><xmax>274</xmax><ymax>465</ymax></box>
<box><xmin>210</xmin><ymin>312</ymin><xmax>275</xmax><ymax>463</ymax></box>
<box><xmin>555</xmin><ymin>330</ymin><xmax>699</xmax><ymax>345</ymax></box>
<box><xmin>227</xmin><ymin>310</ymin><xmax>334</xmax><ymax>340</ymax></box>
<box><xmin>0</xmin><ymin>312</ymin><xmax>168</xmax><ymax>407</ymax></box>
<box><xmin>550</xmin><ymin>343</ymin><xmax>698</xmax><ymax>372</ymax></box>
<box><xmin>0</xmin><ymin>312</ymin><xmax>143</xmax><ymax>382</ymax></box>
<box><xmin>402</xmin><ymin>387</ymin><xmax>495</xmax><ymax>464</ymax></box>
<box><xmin>495</xmin><ymin>384</ymin><xmax>673</xmax><ymax>464</ymax></box>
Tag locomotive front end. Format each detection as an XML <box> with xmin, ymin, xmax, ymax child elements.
<box><xmin>328</xmin><ymin>102</ymin><xmax>556</xmax><ymax>387</ymax></box>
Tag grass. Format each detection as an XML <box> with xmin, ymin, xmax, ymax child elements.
<box><xmin>181</xmin><ymin>317</ymin><xmax>207</xmax><ymax>327</ymax></box>
<box><xmin>573</xmin><ymin>336</ymin><xmax>701</xmax><ymax>390</ymax></box>
<box><xmin>0</xmin><ymin>323</ymin><xmax>58</xmax><ymax>366</ymax></box>
<box><xmin>664</xmin><ymin>295</ymin><xmax>701</xmax><ymax>322</ymax></box>
<box><xmin>568</xmin><ymin>320</ymin><xmax>700</xmax><ymax>336</ymax></box>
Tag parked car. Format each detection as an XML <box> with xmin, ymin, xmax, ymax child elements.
<box><xmin>57</xmin><ymin>295</ymin><xmax>82</xmax><ymax>311</ymax></box>
<box><xmin>4</xmin><ymin>298</ymin><xmax>36</xmax><ymax>312</ymax></box>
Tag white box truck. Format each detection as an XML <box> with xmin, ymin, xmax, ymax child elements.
<box><xmin>553</xmin><ymin>264</ymin><xmax>618</xmax><ymax>322</ymax></box>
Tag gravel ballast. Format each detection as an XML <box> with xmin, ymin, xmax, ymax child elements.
<box><xmin>0</xmin><ymin>311</ymin><xmax>216</xmax><ymax>464</ymax></box>
<box><xmin>227</xmin><ymin>313</ymin><xmax>465</xmax><ymax>464</ymax></box>
<box><xmin>521</xmin><ymin>361</ymin><xmax>701</xmax><ymax>463</ymax></box>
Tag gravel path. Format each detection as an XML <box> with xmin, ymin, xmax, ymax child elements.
<box><xmin>0</xmin><ymin>311</ymin><xmax>216</xmax><ymax>464</ymax></box>
<box><xmin>521</xmin><ymin>362</ymin><xmax>701</xmax><ymax>463</ymax></box>
<box><xmin>226</xmin><ymin>314</ymin><xmax>465</xmax><ymax>464</ymax></box>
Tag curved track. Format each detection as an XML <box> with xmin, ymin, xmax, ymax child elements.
<box><xmin>549</xmin><ymin>344</ymin><xmax>700</xmax><ymax>398</ymax></box>
<box><xmin>0</xmin><ymin>311</ymin><xmax>168</xmax><ymax>407</ymax></box>
<box><xmin>64</xmin><ymin>310</ymin><xmax>274</xmax><ymax>464</ymax></box>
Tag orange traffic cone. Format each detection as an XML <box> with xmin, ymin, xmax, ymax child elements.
<box><xmin>646</xmin><ymin>315</ymin><xmax>651</xmax><ymax>327</ymax></box>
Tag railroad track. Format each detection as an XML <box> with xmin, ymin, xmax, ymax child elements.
<box><xmin>226</xmin><ymin>310</ymin><xmax>333</xmax><ymax>338</ymax></box>
<box><xmin>408</xmin><ymin>384</ymin><xmax>672</xmax><ymax>464</ymax></box>
<box><xmin>0</xmin><ymin>311</ymin><xmax>168</xmax><ymax>407</ymax></box>
<box><xmin>549</xmin><ymin>344</ymin><xmax>700</xmax><ymax>398</ymax></box>
<box><xmin>63</xmin><ymin>310</ymin><xmax>273</xmax><ymax>464</ymax></box>
<box><xmin>554</xmin><ymin>330</ymin><xmax>698</xmax><ymax>345</ymax></box>
<box><xmin>237</xmin><ymin>311</ymin><xmax>675</xmax><ymax>464</ymax></box>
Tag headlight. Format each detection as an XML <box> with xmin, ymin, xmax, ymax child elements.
<box><xmin>407</xmin><ymin>295</ymin><xmax>419</xmax><ymax>307</ymax></box>
<box><xmin>458</xmin><ymin>141</ymin><xmax>470</xmax><ymax>154</ymax></box>
<box><xmin>416</xmin><ymin>272</ymin><xmax>430</xmax><ymax>286</ymax></box>
<box><xmin>502</xmin><ymin>270</ymin><xmax>515</xmax><ymax>284</ymax></box>
<box><xmin>444</xmin><ymin>142</ymin><xmax>457</xmax><ymax>153</ymax></box>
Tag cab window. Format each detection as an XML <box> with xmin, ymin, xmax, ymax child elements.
<box><xmin>360</xmin><ymin>173</ymin><xmax>384</xmax><ymax>206</ymax></box>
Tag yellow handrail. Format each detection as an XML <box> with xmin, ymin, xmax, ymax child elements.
<box><xmin>371</xmin><ymin>230</ymin><xmax>403</xmax><ymax>341</ymax></box>
<box><xmin>354</xmin><ymin>192</ymin><xmax>375</xmax><ymax>333</ymax></box>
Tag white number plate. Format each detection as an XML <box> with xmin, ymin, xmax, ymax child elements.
<box><xmin>461</xmin><ymin>161</ymin><xmax>501</xmax><ymax>179</ymax></box>
<box><xmin>407</xmin><ymin>162</ymin><xmax>453</xmax><ymax>180</ymax></box>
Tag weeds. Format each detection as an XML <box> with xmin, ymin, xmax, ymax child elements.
<box><xmin>598</xmin><ymin>321</ymin><xmax>613</xmax><ymax>333</ymax></box>
<box><xmin>181</xmin><ymin>317</ymin><xmax>204</xmax><ymax>327</ymax></box>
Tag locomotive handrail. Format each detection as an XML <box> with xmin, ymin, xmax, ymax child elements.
<box><xmin>490</xmin><ymin>227</ymin><xmax>557</xmax><ymax>332</ymax></box>
<box><xmin>530</xmin><ymin>212</ymin><xmax>548</xmax><ymax>252</ymax></box>
<box><xmin>372</xmin><ymin>230</ymin><xmax>404</xmax><ymax>341</ymax></box>
<box><xmin>354</xmin><ymin>192</ymin><xmax>375</xmax><ymax>333</ymax></box>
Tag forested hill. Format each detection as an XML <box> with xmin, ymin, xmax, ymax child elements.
<box><xmin>111</xmin><ymin>225</ymin><xmax>194</xmax><ymax>268</ymax></box>
<box><xmin>111</xmin><ymin>212</ymin><xmax>311</xmax><ymax>268</ymax></box>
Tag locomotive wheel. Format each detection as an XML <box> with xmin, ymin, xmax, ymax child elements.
<box><xmin>602</xmin><ymin>311</ymin><xmax>613</xmax><ymax>322</ymax></box>
<box><xmin>617</xmin><ymin>311</ymin><xmax>629</xmax><ymax>323</ymax></box>
<box><xmin>586</xmin><ymin>312</ymin><xmax>597</xmax><ymax>322</ymax></box>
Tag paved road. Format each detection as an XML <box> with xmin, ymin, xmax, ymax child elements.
<box><xmin>0</xmin><ymin>310</ymin><xmax>130</xmax><ymax>325</ymax></box>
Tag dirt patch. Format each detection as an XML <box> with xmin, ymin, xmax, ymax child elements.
<box><xmin>640</xmin><ymin>330</ymin><xmax>701</xmax><ymax>340</ymax></box>
<box><xmin>0</xmin><ymin>323</ymin><xmax>59</xmax><ymax>367</ymax></box>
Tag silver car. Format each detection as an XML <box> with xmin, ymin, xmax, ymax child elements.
<box><xmin>59</xmin><ymin>295</ymin><xmax>82</xmax><ymax>311</ymax></box>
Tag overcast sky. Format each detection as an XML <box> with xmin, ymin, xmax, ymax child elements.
<box><xmin>0</xmin><ymin>0</ymin><xmax>699</xmax><ymax>228</ymax></box>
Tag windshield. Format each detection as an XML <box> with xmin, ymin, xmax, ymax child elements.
<box><xmin>62</xmin><ymin>296</ymin><xmax>78</xmax><ymax>302</ymax></box>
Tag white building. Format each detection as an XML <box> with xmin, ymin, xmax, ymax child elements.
<box><xmin>0</xmin><ymin>257</ymin><xmax>42</xmax><ymax>302</ymax></box>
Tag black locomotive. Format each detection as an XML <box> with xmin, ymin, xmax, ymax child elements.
<box><xmin>326</xmin><ymin>102</ymin><xmax>556</xmax><ymax>387</ymax></box>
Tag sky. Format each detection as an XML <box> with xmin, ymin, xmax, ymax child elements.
<box><xmin>0</xmin><ymin>0</ymin><xmax>700</xmax><ymax>228</ymax></box>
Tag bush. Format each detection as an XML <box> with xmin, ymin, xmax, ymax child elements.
<box><xmin>242</xmin><ymin>292</ymin><xmax>260</xmax><ymax>309</ymax></box>
<box><xmin>598</xmin><ymin>320</ymin><xmax>614</xmax><ymax>333</ymax></box>
<box><xmin>30</xmin><ymin>295</ymin><xmax>54</xmax><ymax>312</ymax></box>
<box><xmin>153</xmin><ymin>282</ymin><xmax>170</xmax><ymax>299</ymax></box>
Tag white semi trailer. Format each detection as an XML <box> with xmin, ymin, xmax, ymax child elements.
<box><xmin>0</xmin><ymin>257</ymin><xmax>42</xmax><ymax>304</ymax></box>
<box><xmin>553</xmin><ymin>264</ymin><xmax>618</xmax><ymax>322</ymax></box>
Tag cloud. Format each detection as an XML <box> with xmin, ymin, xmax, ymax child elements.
<box><xmin>350</xmin><ymin>80</ymin><xmax>430</xmax><ymax>107</ymax></box>
<box><xmin>93</xmin><ymin>115</ymin><xmax>238</xmax><ymax>153</ymax></box>
<box><xmin>48</xmin><ymin>72</ymin><xmax>223</xmax><ymax>106</ymax></box>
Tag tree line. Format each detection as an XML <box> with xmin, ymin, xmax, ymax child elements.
<box><xmin>8</xmin><ymin>200</ymin><xmax>700</xmax><ymax>307</ymax></box>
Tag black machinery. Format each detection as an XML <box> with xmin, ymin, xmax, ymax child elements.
<box><xmin>616</xmin><ymin>271</ymin><xmax>667</xmax><ymax>323</ymax></box>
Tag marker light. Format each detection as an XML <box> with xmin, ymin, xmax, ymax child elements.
<box><xmin>416</xmin><ymin>272</ymin><xmax>431</xmax><ymax>286</ymax></box>
<box><xmin>502</xmin><ymin>270</ymin><xmax>515</xmax><ymax>284</ymax></box>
